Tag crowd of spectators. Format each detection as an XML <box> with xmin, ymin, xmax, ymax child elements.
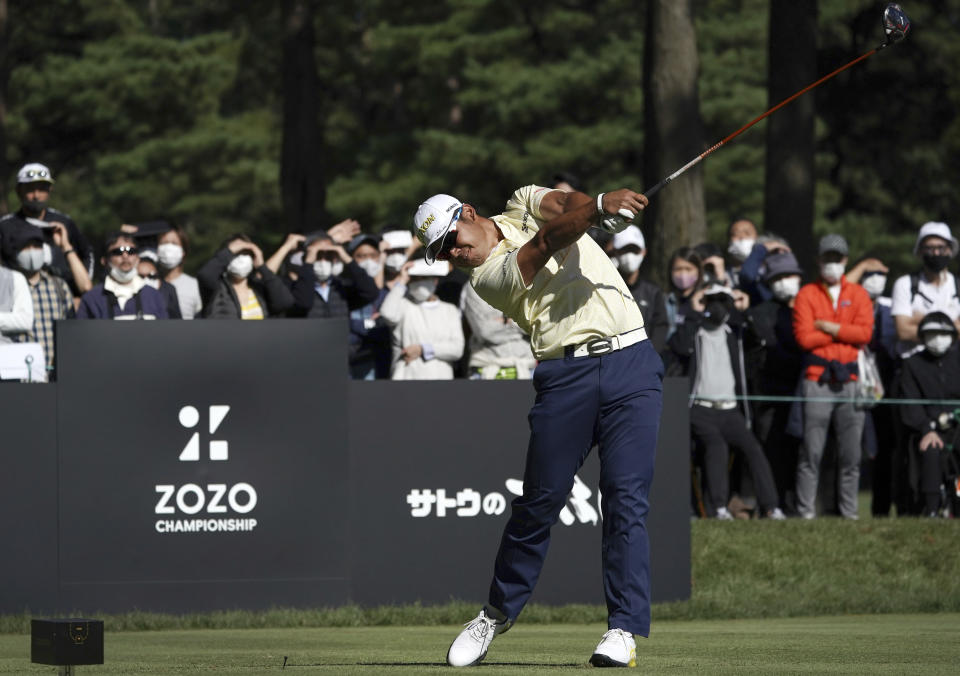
<box><xmin>2</xmin><ymin>163</ymin><xmax>958</xmax><ymax>520</ymax></box>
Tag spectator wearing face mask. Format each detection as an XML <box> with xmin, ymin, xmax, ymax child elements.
<box><xmin>665</xmin><ymin>246</ymin><xmax>703</xmax><ymax>341</ymax></box>
<box><xmin>2</xmin><ymin>222</ymin><xmax>72</xmax><ymax>371</ymax></box>
<box><xmin>605</xmin><ymin>226</ymin><xmax>668</xmax><ymax>352</ymax></box>
<box><xmin>287</xmin><ymin>232</ymin><xmax>379</xmax><ymax>319</ymax></box>
<box><xmin>737</xmin><ymin>233</ymin><xmax>793</xmax><ymax>306</ymax></box>
<box><xmin>197</xmin><ymin>235</ymin><xmax>294</xmax><ymax>319</ymax></box>
<box><xmin>667</xmin><ymin>283</ymin><xmax>784</xmax><ymax>520</ymax></box>
<box><xmin>890</xmin><ymin>222</ymin><xmax>960</xmax><ymax>359</ymax></box>
<box><xmin>725</xmin><ymin>217</ymin><xmax>759</xmax><ymax>288</ymax></box>
<box><xmin>792</xmin><ymin>234</ymin><xmax>874</xmax><ymax>519</ymax></box>
<box><xmin>77</xmin><ymin>233</ymin><xmax>168</xmax><ymax>319</ymax></box>
<box><xmin>898</xmin><ymin>312</ymin><xmax>960</xmax><ymax>517</ymax></box>
<box><xmin>157</xmin><ymin>226</ymin><xmax>203</xmax><ymax>319</ymax></box>
<box><xmin>346</xmin><ymin>233</ymin><xmax>392</xmax><ymax>379</ymax></box>
<box><xmin>379</xmin><ymin>259</ymin><xmax>464</xmax><ymax>380</ymax></box>
<box><xmin>380</xmin><ymin>229</ymin><xmax>419</xmax><ymax>284</ymax></box>
<box><xmin>0</xmin><ymin>163</ymin><xmax>94</xmax><ymax>298</ymax></box>
<box><xmin>137</xmin><ymin>248</ymin><xmax>182</xmax><ymax>319</ymax></box>
<box><xmin>745</xmin><ymin>251</ymin><xmax>805</xmax><ymax>514</ymax></box>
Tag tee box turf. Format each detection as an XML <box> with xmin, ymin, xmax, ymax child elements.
<box><xmin>31</xmin><ymin>618</ymin><xmax>104</xmax><ymax>675</ymax></box>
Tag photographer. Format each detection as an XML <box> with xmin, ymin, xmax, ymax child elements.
<box><xmin>898</xmin><ymin>311</ymin><xmax>960</xmax><ymax>517</ymax></box>
<box><xmin>667</xmin><ymin>283</ymin><xmax>783</xmax><ymax>520</ymax></box>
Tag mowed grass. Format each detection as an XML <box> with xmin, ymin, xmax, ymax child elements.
<box><xmin>2</xmin><ymin>614</ymin><xmax>958</xmax><ymax>674</ymax></box>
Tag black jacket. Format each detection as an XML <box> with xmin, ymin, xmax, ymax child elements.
<box><xmin>197</xmin><ymin>248</ymin><xmax>294</xmax><ymax>319</ymax></box>
<box><xmin>628</xmin><ymin>278</ymin><xmax>669</xmax><ymax>353</ymax></box>
<box><xmin>746</xmin><ymin>299</ymin><xmax>803</xmax><ymax>396</ymax></box>
<box><xmin>0</xmin><ymin>208</ymin><xmax>94</xmax><ymax>296</ymax></box>
<box><xmin>288</xmin><ymin>260</ymin><xmax>380</xmax><ymax>318</ymax></box>
<box><xmin>899</xmin><ymin>344</ymin><xmax>960</xmax><ymax>435</ymax></box>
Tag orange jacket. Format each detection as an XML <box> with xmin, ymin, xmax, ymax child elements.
<box><xmin>793</xmin><ymin>276</ymin><xmax>874</xmax><ymax>382</ymax></box>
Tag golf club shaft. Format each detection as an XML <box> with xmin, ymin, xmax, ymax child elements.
<box><xmin>642</xmin><ymin>43</ymin><xmax>886</xmax><ymax>199</ymax></box>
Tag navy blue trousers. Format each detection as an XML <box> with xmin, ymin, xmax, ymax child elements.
<box><xmin>487</xmin><ymin>339</ymin><xmax>663</xmax><ymax>637</ymax></box>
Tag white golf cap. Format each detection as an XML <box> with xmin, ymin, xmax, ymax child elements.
<box><xmin>414</xmin><ymin>193</ymin><xmax>463</xmax><ymax>264</ymax></box>
<box><xmin>17</xmin><ymin>162</ymin><xmax>55</xmax><ymax>184</ymax></box>
<box><xmin>612</xmin><ymin>225</ymin><xmax>645</xmax><ymax>251</ymax></box>
<box><xmin>913</xmin><ymin>221</ymin><xmax>959</xmax><ymax>257</ymax></box>
<box><xmin>407</xmin><ymin>258</ymin><xmax>450</xmax><ymax>277</ymax></box>
<box><xmin>382</xmin><ymin>229</ymin><xmax>413</xmax><ymax>250</ymax></box>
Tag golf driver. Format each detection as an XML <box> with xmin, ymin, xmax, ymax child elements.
<box><xmin>641</xmin><ymin>2</ymin><xmax>910</xmax><ymax>199</ymax></box>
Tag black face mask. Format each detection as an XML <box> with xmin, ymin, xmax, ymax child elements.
<box><xmin>703</xmin><ymin>299</ymin><xmax>730</xmax><ymax>330</ymax></box>
<box><xmin>923</xmin><ymin>253</ymin><xmax>951</xmax><ymax>273</ymax></box>
<box><xmin>21</xmin><ymin>198</ymin><xmax>47</xmax><ymax>217</ymax></box>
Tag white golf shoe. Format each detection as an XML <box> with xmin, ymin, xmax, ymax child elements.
<box><xmin>589</xmin><ymin>628</ymin><xmax>637</xmax><ymax>668</ymax></box>
<box><xmin>446</xmin><ymin>607</ymin><xmax>507</xmax><ymax>667</ymax></box>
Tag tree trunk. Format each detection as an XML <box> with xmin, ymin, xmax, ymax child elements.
<box><xmin>643</xmin><ymin>0</ymin><xmax>706</xmax><ymax>287</ymax></box>
<box><xmin>280</xmin><ymin>0</ymin><xmax>325</xmax><ymax>233</ymax></box>
<box><xmin>0</xmin><ymin>0</ymin><xmax>9</xmax><ymax>214</ymax></box>
<box><xmin>765</xmin><ymin>1</ymin><xmax>817</xmax><ymax>272</ymax></box>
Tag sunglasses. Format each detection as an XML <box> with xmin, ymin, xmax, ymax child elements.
<box><xmin>21</xmin><ymin>169</ymin><xmax>51</xmax><ymax>180</ymax></box>
<box><xmin>108</xmin><ymin>246</ymin><xmax>137</xmax><ymax>257</ymax></box>
<box><xmin>431</xmin><ymin>207</ymin><xmax>463</xmax><ymax>260</ymax></box>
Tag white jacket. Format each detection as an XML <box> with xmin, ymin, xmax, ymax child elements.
<box><xmin>379</xmin><ymin>283</ymin><xmax>464</xmax><ymax>380</ymax></box>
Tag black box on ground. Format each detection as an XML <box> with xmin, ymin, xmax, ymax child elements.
<box><xmin>31</xmin><ymin>618</ymin><xmax>104</xmax><ymax>666</ymax></box>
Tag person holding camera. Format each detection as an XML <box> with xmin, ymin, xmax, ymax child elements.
<box><xmin>898</xmin><ymin>311</ymin><xmax>960</xmax><ymax>517</ymax></box>
<box><xmin>667</xmin><ymin>282</ymin><xmax>783</xmax><ymax>520</ymax></box>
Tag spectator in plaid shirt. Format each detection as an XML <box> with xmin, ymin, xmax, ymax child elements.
<box><xmin>3</xmin><ymin>222</ymin><xmax>73</xmax><ymax>373</ymax></box>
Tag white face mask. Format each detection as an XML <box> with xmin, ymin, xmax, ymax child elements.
<box><xmin>358</xmin><ymin>259</ymin><xmax>381</xmax><ymax>278</ymax></box>
<box><xmin>861</xmin><ymin>274</ymin><xmax>887</xmax><ymax>299</ymax></box>
<box><xmin>385</xmin><ymin>253</ymin><xmax>408</xmax><ymax>272</ymax></box>
<box><xmin>227</xmin><ymin>255</ymin><xmax>254</xmax><ymax>279</ymax></box>
<box><xmin>42</xmin><ymin>243</ymin><xmax>53</xmax><ymax>266</ymax></box>
<box><xmin>770</xmin><ymin>276</ymin><xmax>801</xmax><ymax>302</ymax></box>
<box><xmin>16</xmin><ymin>248</ymin><xmax>45</xmax><ymax>272</ymax></box>
<box><xmin>614</xmin><ymin>252</ymin><xmax>644</xmax><ymax>274</ymax></box>
<box><xmin>313</xmin><ymin>260</ymin><xmax>333</xmax><ymax>281</ymax></box>
<box><xmin>157</xmin><ymin>243</ymin><xmax>184</xmax><ymax>269</ymax></box>
<box><xmin>728</xmin><ymin>238</ymin><xmax>755</xmax><ymax>262</ymax></box>
<box><xmin>408</xmin><ymin>279</ymin><xmax>437</xmax><ymax>303</ymax></box>
<box><xmin>820</xmin><ymin>262</ymin><xmax>845</xmax><ymax>284</ymax></box>
<box><xmin>924</xmin><ymin>334</ymin><xmax>953</xmax><ymax>357</ymax></box>
<box><xmin>143</xmin><ymin>277</ymin><xmax>160</xmax><ymax>289</ymax></box>
<box><xmin>110</xmin><ymin>265</ymin><xmax>138</xmax><ymax>284</ymax></box>
<box><xmin>331</xmin><ymin>260</ymin><xmax>344</xmax><ymax>277</ymax></box>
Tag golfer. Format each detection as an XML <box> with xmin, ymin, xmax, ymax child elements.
<box><xmin>413</xmin><ymin>185</ymin><xmax>663</xmax><ymax>668</ymax></box>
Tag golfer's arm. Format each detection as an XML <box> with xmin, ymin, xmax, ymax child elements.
<box><xmin>516</xmin><ymin>191</ymin><xmax>597</xmax><ymax>285</ymax></box>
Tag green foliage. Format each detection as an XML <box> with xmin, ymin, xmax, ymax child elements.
<box><xmin>3</xmin><ymin>0</ymin><xmax>959</xmax><ymax>272</ymax></box>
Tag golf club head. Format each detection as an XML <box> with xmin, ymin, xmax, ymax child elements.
<box><xmin>882</xmin><ymin>3</ymin><xmax>910</xmax><ymax>44</ymax></box>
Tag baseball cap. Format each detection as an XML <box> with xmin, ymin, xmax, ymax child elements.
<box><xmin>414</xmin><ymin>194</ymin><xmax>463</xmax><ymax>264</ymax></box>
<box><xmin>138</xmin><ymin>247</ymin><xmax>159</xmax><ymax>264</ymax></box>
<box><xmin>17</xmin><ymin>162</ymin><xmax>55</xmax><ymax>184</ymax></box>
<box><xmin>762</xmin><ymin>251</ymin><xmax>804</xmax><ymax>282</ymax></box>
<box><xmin>612</xmin><ymin>225</ymin><xmax>645</xmax><ymax>251</ymax></box>
<box><xmin>347</xmin><ymin>233</ymin><xmax>380</xmax><ymax>254</ymax></box>
<box><xmin>913</xmin><ymin>221</ymin><xmax>959</xmax><ymax>257</ymax></box>
<box><xmin>918</xmin><ymin>311</ymin><xmax>957</xmax><ymax>336</ymax></box>
<box><xmin>382</xmin><ymin>229</ymin><xmax>413</xmax><ymax>250</ymax></box>
<box><xmin>407</xmin><ymin>258</ymin><xmax>450</xmax><ymax>277</ymax></box>
<box><xmin>818</xmin><ymin>234</ymin><xmax>849</xmax><ymax>256</ymax></box>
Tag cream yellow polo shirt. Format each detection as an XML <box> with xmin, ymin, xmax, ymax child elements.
<box><xmin>469</xmin><ymin>185</ymin><xmax>645</xmax><ymax>360</ymax></box>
